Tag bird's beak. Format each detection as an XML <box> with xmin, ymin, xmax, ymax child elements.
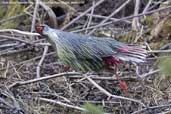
<box><xmin>35</xmin><ymin>26</ymin><xmax>44</xmax><ymax>35</ymax></box>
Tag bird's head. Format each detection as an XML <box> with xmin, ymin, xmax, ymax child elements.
<box><xmin>35</xmin><ymin>24</ymin><xmax>50</xmax><ymax>36</ymax></box>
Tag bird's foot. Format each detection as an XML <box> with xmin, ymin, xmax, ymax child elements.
<box><xmin>114</xmin><ymin>73</ymin><xmax>128</xmax><ymax>96</ymax></box>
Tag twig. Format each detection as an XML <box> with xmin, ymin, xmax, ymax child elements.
<box><xmin>147</xmin><ymin>49</ymin><xmax>171</xmax><ymax>53</ymax></box>
<box><xmin>77</xmin><ymin>12</ymin><xmax>131</xmax><ymax>24</ymax></box>
<box><xmin>30</xmin><ymin>91</ymin><xmax>72</xmax><ymax>104</ymax></box>
<box><xmin>8</xmin><ymin>72</ymin><xmax>81</xmax><ymax>88</ymax></box>
<box><xmin>69</xmin><ymin>75</ymin><xmax>137</xmax><ymax>81</ymax></box>
<box><xmin>142</xmin><ymin>0</ymin><xmax>153</xmax><ymax>14</ymax></box>
<box><xmin>0</xmin><ymin>35</ymin><xmax>33</xmax><ymax>45</ymax></box>
<box><xmin>74</xmin><ymin>6</ymin><xmax>171</xmax><ymax>32</ymax></box>
<box><xmin>31</xmin><ymin>0</ymin><xmax>40</xmax><ymax>33</ymax></box>
<box><xmin>39</xmin><ymin>97</ymin><xmax>86</xmax><ymax>111</ymax></box>
<box><xmin>132</xmin><ymin>0</ymin><xmax>140</xmax><ymax>31</ymax></box>
<box><xmin>39</xmin><ymin>98</ymin><xmax>110</xmax><ymax>114</ymax></box>
<box><xmin>3</xmin><ymin>62</ymin><xmax>9</xmax><ymax>78</ymax></box>
<box><xmin>0</xmin><ymin>48</ymin><xmax>32</xmax><ymax>56</ymax></box>
<box><xmin>0</xmin><ymin>52</ymin><xmax>55</xmax><ymax>72</ymax></box>
<box><xmin>88</xmin><ymin>0</ymin><xmax>132</xmax><ymax>35</ymax></box>
<box><xmin>36</xmin><ymin>45</ymin><xmax>49</xmax><ymax>78</ymax></box>
<box><xmin>132</xmin><ymin>104</ymin><xmax>171</xmax><ymax>114</ymax></box>
<box><xmin>0</xmin><ymin>29</ymin><xmax>40</xmax><ymax>36</ymax></box>
<box><xmin>85</xmin><ymin>0</ymin><xmax>95</xmax><ymax>34</ymax></box>
<box><xmin>140</xmin><ymin>69</ymin><xmax>160</xmax><ymax>78</ymax></box>
<box><xmin>84</xmin><ymin>75</ymin><xmax>146</xmax><ymax>107</ymax></box>
<box><xmin>61</xmin><ymin>0</ymin><xmax>105</xmax><ymax>30</ymax></box>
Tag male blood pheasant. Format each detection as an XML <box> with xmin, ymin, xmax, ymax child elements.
<box><xmin>35</xmin><ymin>24</ymin><xmax>146</xmax><ymax>95</ymax></box>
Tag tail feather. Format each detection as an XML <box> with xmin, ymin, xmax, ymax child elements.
<box><xmin>116</xmin><ymin>45</ymin><xmax>146</xmax><ymax>63</ymax></box>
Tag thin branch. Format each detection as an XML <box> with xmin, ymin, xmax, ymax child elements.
<box><xmin>142</xmin><ymin>0</ymin><xmax>153</xmax><ymax>14</ymax></box>
<box><xmin>147</xmin><ymin>49</ymin><xmax>171</xmax><ymax>53</ymax></box>
<box><xmin>73</xmin><ymin>6</ymin><xmax>171</xmax><ymax>33</ymax></box>
<box><xmin>84</xmin><ymin>75</ymin><xmax>146</xmax><ymax>107</ymax></box>
<box><xmin>77</xmin><ymin>12</ymin><xmax>131</xmax><ymax>24</ymax></box>
<box><xmin>132</xmin><ymin>0</ymin><xmax>140</xmax><ymax>30</ymax></box>
<box><xmin>85</xmin><ymin>0</ymin><xmax>95</xmax><ymax>34</ymax></box>
<box><xmin>31</xmin><ymin>0</ymin><xmax>40</xmax><ymax>33</ymax></box>
<box><xmin>8</xmin><ymin>72</ymin><xmax>81</xmax><ymax>88</ymax></box>
<box><xmin>132</xmin><ymin>104</ymin><xmax>171</xmax><ymax>114</ymax></box>
<box><xmin>61</xmin><ymin>0</ymin><xmax>105</xmax><ymax>30</ymax></box>
<box><xmin>139</xmin><ymin>69</ymin><xmax>160</xmax><ymax>78</ymax></box>
<box><xmin>0</xmin><ymin>29</ymin><xmax>40</xmax><ymax>36</ymax></box>
<box><xmin>39</xmin><ymin>98</ymin><xmax>110</xmax><ymax>114</ymax></box>
<box><xmin>39</xmin><ymin>97</ymin><xmax>86</xmax><ymax>111</ymax></box>
<box><xmin>88</xmin><ymin>0</ymin><xmax>132</xmax><ymax>35</ymax></box>
<box><xmin>36</xmin><ymin>45</ymin><xmax>49</xmax><ymax>78</ymax></box>
<box><xmin>0</xmin><ymin>35</ymin><xmax>33</xmax><ymax>45</ymax></box>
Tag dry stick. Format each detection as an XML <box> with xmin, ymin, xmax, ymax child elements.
<box><xmin>0</xmin><ymin>52</ymin><xmax>55</xmax><ymax>72</ymax></box>
<box><xmin>77</xmin><ymin>12</ymin><xmax>131</xmax><ymax>24</ymax></box>
<box><xmin>8</xmin><ymin>72</ymin><xmax>81</xmax><ymax>89</ymax></box>
<box><xmin>39</xmin><ymin>97</ymin><xmax>86</xmax><ymax>111</ymax></box>
<box><xmin>88</xmin><ymin>0</ymin><xmax>132</xmax><ymax>35</ymax></box>
<box><xmin>147</xmin><ymin>49</ymin><xmax>171</xmax><ymax>53</ymax></box>
<box><xmin>142</xmin><ymin>0</ymin><xmax>153</xmax><ymax>14</ymax></box>
<box><xmin>132</xmin><ymin>0</ymin><xmax>140</xmax><ymax>31</ymax></box>
<box><xmin>69</xmin><ymin>75</ymin><xmax>137</xmax><ymax>81</ymax></box>
<box><xmin>31</xmin><ymin>0</ymin><xmax>40</xmax><ymax>33</ymax></box>
<box><xmin>36</xmin><ymin>45</ymin><xmax>49</xmax><ymax>78</ymax></box>
<box><xmin>139</xmin><ymin>69</ymin><xmax>160</xmax><ymax>78</ymax></box>
<box><xmin>74</xmin><ymin>6</ymin><xmax>171</xmax><ymax>32</ymax></box>
<box><xmin>85</xmin><ymin>0</ymin><xmax>95</xmax><ymax>34</ymax></box>
<box><xmin>132</xmin><ymin>104</ymin><xmax>171</xmax><ymax>114</ymax></box>
<box><xmin>0</xmin><ymin>48</ymin><xmax>32</xmax><ymax>56</ymax></box>
<box><xmin>61</xmin><ymin>0</ymin><xmax>105</xmax><ymax>30</ymax></box>
<box><xmin>0</xmin><ymin>29</ymin><xmax>40</xmax><ymax>36</ymax></box>
<box><xmin>0</xmin><ymin>35</ymin><xmax>33</xmax><ymax>45</ymax></box>
<box><xmin>39</xmin><ymin>98</ymin><xmax>110</xmax><ymax>114</ymax></box>
<box><xmin>84</xmin><ymin>75</ymin><xmax>146</xmax><ymax>107</ymax></box>
<box><xmin>30</xmin><ymin>91</ymin><xmax>72</xmax><ymax>104</ymax></box>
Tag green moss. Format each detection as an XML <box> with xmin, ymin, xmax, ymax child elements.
<box><xmin>159</xmin><ymin>56</ymin><xmax>171</xmax><ymax>77</ymax></box>
<box><xmin>0</xmin><ymin>0</ymin><xmax>25</xmax><ymax>29</ymax></box>
<box><xmin>140</xmin><ymin>16</ymin><xmax>154</xmax><ymax>27</ymax></box>
<box><xmin>118</xmin><ymin>31</ymin><xmax>137</xmax><ymax>43</ymax></box>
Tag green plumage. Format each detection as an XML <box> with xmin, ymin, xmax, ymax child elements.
<box><xmin>40</xmin><ymin>25</ymin><xmax>146</xmax><ymax>72</ymax></box>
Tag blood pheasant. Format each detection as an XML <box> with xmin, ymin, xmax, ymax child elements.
<box><xmin>35</xmin><ymin>24</ymin><xmax>146</xmax><ymax>95</ymax></box>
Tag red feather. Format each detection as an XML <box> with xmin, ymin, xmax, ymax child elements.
<box><xmin>102</xmin><ymin>56</ymin><xmax>122</xmax><ymax>67</ymax></box>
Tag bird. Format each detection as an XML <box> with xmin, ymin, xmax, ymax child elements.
<box><xmin>35</xmin><ymin>24</ymin><xmax>146</xmax><ymax>95</ymax></box>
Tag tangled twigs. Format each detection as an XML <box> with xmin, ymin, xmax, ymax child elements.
<box><xmin>8</xmin><ymin>72</ymin><xmax>81</xmax><ymax>89</ymax></box>
<box><xmin>132</xmin><ymin>104</ymin><xmax>171</xmax><ymax>114</ymax></box>
<box><xmin>84</xmin><ymin>75</ymin><xmax>146</xmax><ymax>107</ymax></box>
<box><xmin>0</xmin><ymin>29</ymin><xmax>40</xmax><ymax>36</ymax></box>
<box><xmin>61</xmin><ymin>0</ymin><xmax>105</xmax><ymax>30</ymax></box>
<box><xmin>39</xmin><ymin>97</ymin><xmax>86</xmax><ymax>111</ymax></box>
<box><xmin>88</xmin><ymin>0</ymin><xmax>132</xmax><ymax>35</ymax></box>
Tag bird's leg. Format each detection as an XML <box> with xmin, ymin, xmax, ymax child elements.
<box><xmin>113</xmin><ymin>69</ymin><xmax>128</xmax><ymax>96</ymax></box>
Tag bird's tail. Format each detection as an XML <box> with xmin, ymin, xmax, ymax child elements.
<box><xmin>116</xmin><ymin>45</ymin><xmax>147</xmax><ymax>63</ymax></box>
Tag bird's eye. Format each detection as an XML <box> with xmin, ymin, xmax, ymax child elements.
<box><xmin>35</xmin><ymin>26</ymin><xmax>43</xmax><ymax>31</ymax></box>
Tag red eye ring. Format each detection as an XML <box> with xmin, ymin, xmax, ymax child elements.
<box><xmin>35</xmin><ymin>26</ymin><xmax>43</xmax><ymax>31</ymax></box>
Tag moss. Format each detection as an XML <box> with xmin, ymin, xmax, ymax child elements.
<box><xmin>118</xmin><ymin>31</ymin><xmax>137</xmax><ymax>43</ymax></box>
<box><xmin>140</xmin><ymin>16</ymin><xmax>154</xmax><ymax>27</ymax></box>
<box><xmin>0</xmin><ymin>0</ymin><xmax>25</xmax><ymax>29</ymax></box>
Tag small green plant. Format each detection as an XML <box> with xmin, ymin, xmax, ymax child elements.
<box><xmin>159</xmin><ymin>56</ymin><xmax>171</xmax><ymax>76</ymax></box>
<box><xmin>82</xmin><ymin>103</ymin><xmax>104</xmax><ymax>114</ymax></box>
